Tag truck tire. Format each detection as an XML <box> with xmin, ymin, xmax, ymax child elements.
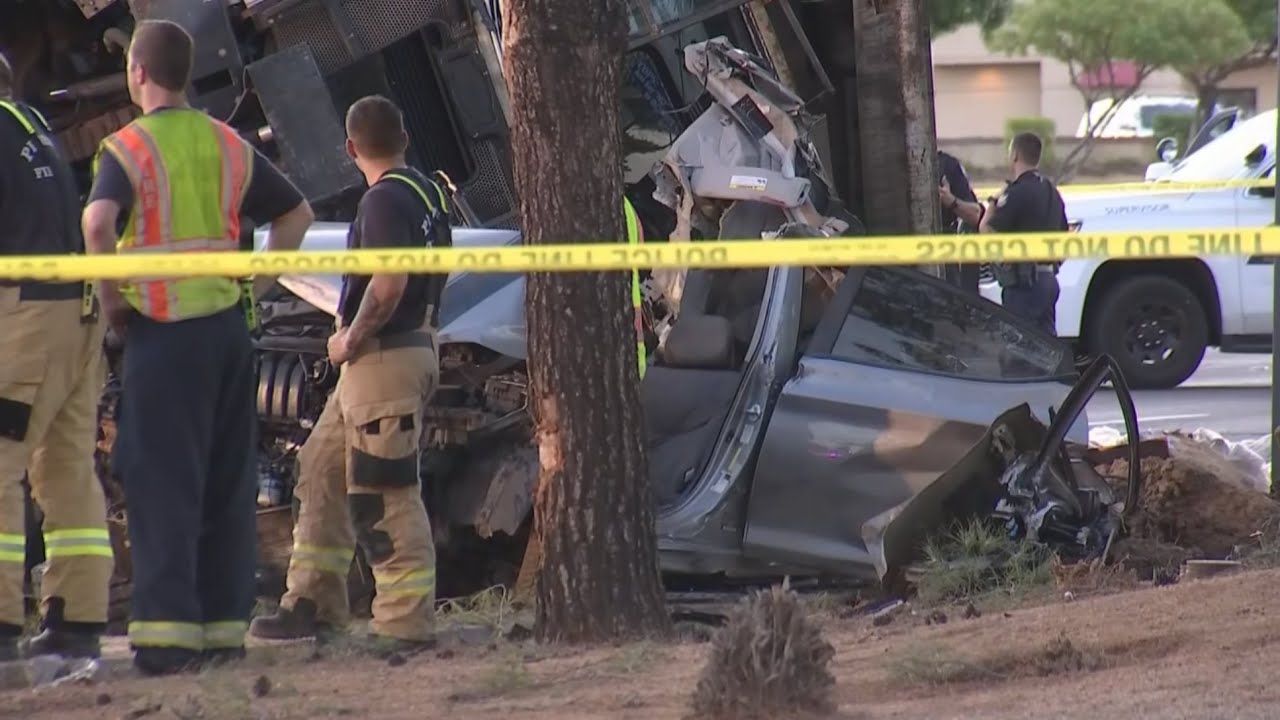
<box><xmin>1086</xmin><ymin>274</ymin><xmax>1208</xmax><ymax>389</ymax></box>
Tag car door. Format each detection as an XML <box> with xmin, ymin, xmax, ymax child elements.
<box><xmin>1237</xmin><ymin>162</ymin><xmax>1276</xmax><ymax>335</ymax></box>
<box><xmin>740</xmin><ymin>266</ymin><xmax>1083</xmax><ymax>578</ymax></box>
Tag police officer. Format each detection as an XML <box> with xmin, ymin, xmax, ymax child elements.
<box><xmin>250</xmin><ymin>95</ymin><xmax>445</xmax><ymax>655</ymax></box>
<box><xmin>0</xmin><ymin>52</ymin><xmax>113</xmax><ymax>661</ymax></box>
<box><xmin>80</xmin><ymin>20</ymin><xmax>314</xmax><ymax>675</ymax></box>
<box><xmin>937</xmin><ymin>149</ymin><xmax>980</xmax><ymax>294</ymax></box>
<box><xmin>941</xmin><ymin>131</ymin><xmax>1067</xmax><ymax>334</ymax></box>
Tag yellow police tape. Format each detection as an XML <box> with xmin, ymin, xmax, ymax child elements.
<box><xmin>5</xmin><ymin>225</ymin><xmax>1280</xmax><ymax>280</ymax></box>
<box><xmin>972</xmin><ymin>177</ymin><xmax>1274</xmax><ymax>197</ymax></box>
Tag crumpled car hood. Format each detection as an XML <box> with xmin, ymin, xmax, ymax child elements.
<box><xmin>254</xmin><ymin>222</ymin><xmax>529</xmax><ymax>360</ymax></box>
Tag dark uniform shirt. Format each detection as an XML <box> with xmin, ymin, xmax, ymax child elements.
<box><xmin>337</xmin><ymin>166</ymin><xmax>451</xmax><ymax>337</ymax></box>
<box><xmin>0</xmin><ymin>101</ymin><xmax>84</xmax><ymax>257</ymax></box>
<box><xmin>985</xmin><ymin>169</ymin><xmax>1068</xmax><ymax>235</ymax></box>
<box><xmin>88</xmin><ymin>107</ymin><xmax>304</xmax><ymax>237</ymax></box>
<box><xmin>938</xmin><ymin>151</ymin><xmax>978</xmax><ymax>231</ymax></box>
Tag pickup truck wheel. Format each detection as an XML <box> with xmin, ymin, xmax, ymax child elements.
<box><xmin>1087</xmin><ymin>275</ymin><xmax>1208</xmax><ymax>390</ymax></box>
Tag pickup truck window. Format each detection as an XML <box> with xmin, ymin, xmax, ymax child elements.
<box><xmin>829</xmin><ymin>267</ymin><xmax>1068</xmax><ymax>381</ymax></box>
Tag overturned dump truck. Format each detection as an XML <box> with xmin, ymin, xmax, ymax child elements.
<box><xmin>7</xmin><ymin>2</ymin><xmax>1139</xmax><ymax>618</ymax></box>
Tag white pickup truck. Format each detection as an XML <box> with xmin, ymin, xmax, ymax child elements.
<box><xmin>980</xmin><ymin>108</ymin><xmax>1277</xmax><ymax>389</ymax></box>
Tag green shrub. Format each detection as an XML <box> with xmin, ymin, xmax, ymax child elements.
<box><xmin>1004</xmin><ymin>117</ymin><xmax>1057</xmax><ymax>168</ymax></box>
<box><xmin>1151</xmin><ymin>112</ymin><xmax>1195</xmax><ymax>148</ymax></box>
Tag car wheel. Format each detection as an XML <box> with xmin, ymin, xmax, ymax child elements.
<box><xmin>1086</xmin><ymin>275</ymin><xmax>1208</xmax><ymax>390</ymax></box>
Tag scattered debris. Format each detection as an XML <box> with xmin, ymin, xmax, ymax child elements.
<box><xmin>871</xmin><ymin>599</ymin><xmax>906</xmax><ymax>627</ymax></box>
<box><xmin>688</xmin><ymin>584</ymin><xmax>835</xmax><ymax>720</ymax></box>
<box><xmin>96</xmin><ymin>692</ymin><xmax>112</xmax><ymax>706</ymax></box>
<box><xmin>252</xmin><ymin>674</ymin><xmax>272</xmax><ymax>698</ymax></box>
<box><xmin>1050</xmin><ymin>555</ymin><xmax>1140</xmax><ymax>597</ymax></box>
<box><xmin>1182</xmin><ymin>559</ymin><xmax>1243</xmax><ymax>581</ymax></box>
<box><xmin>386</xmin><ymin>653</ymin><xmax>407</xmax><ymax>667</ymax></box>
<box><xmin>1091</xmin><ymin>426</ymin><xmax>1271</xmax><ymax>495</ymax></box>
<box><xmin>961</xmin><ymin>603</ymin><xmax>981</xmax><ymax>620</ymax></box>
<box><xmin>925</xmin><ymin>610</ymin><xmax>948</xmax><ymax>625</ymax></box>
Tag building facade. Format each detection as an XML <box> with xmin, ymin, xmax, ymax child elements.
<box><xmin>931</xmin><ymin>25</ymin><xmax>1277</xmax><ymax>140</ymax></box>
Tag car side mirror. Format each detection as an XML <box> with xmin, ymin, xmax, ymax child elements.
<box><xmin>1254</xmin><ymin>184</ymin><xmax>1276</xmax><ymax>199</ymax></box>
<box><xmin>1155</xmin><ymin>137</ymin><xmax>1178</xmax><ymax>163</ymax></box>
<box><xmin>1246</xmin><ymin>143</ymin><xmax>1268</xmax><ymax>166</ymax></box>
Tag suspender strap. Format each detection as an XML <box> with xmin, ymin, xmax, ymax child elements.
<box><xmin>0</xmin><ymin>100</ymin><xmax>50</xmax><ymax>136</ymax></box>
<box><xmin>381</xmin><ymin>172</ymin><xmax>450</xmax><ymax>216</ymax></box>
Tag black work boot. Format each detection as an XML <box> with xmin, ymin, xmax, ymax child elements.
<box><xmin>134</xmin><ymin>647</ymin><xmax>202</xmax><ymax>677</ymax></box>
<box><xmin>20</xmin><ymin>598</ymin><xmax>102</xmax><ymax>659</ymax></box>
<box><xmin>248</xmin><ymin>598</ymin><xmax>337</xmax><ymax>640</ymax></box>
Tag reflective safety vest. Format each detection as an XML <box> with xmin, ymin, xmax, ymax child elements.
<box><xmin>624</xmin><ymin>197</ymin><xmax>646</xmax><ymax>379</ymax></box>
<box><xmin>94</xmin><ymin>108</ymin><xmax>254</xmax><ymax>322</ymax></box>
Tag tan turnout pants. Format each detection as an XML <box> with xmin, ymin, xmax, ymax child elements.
<box><xmin>280</xmin><ymin>329</ymin><xmax>438</xmax><ymax>641</ymax></box>
<box><xmin>0</xmin><ymin>288</ymin><xmax>111</xmax><ymax>630</ymax></box>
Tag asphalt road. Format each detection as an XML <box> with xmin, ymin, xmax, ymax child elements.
<box><xmin>1086</xmin><ymin>350</ymin><xmax>1272</xmax><ymax>445</ymax></box>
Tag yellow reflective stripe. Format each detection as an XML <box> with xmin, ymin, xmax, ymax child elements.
<box><xmin>624</xmin><ymin>198</ymin><xmax>646</xmax><ymax>378</ymax></box>
<box><xmin>26</xmin><ymin>105</ymin><xmax>49</xmax><ymax>131</ymax></box>
<box><xmin>292</xmin><ymin>544</ymin><xmax>352</xmax><ymax>575</ymax></box>
<box><xmin>204</xmin><ymin>620</ymin><xmax>248</xmax><ymax>649</ymax></box>
<box><xmin>129</xmin><ymin>621</ymin><xmax>205</xmax><ymax>650</ymax></box>
<box><xmin>0</xmin><ymin>533</ymin><xmax>24</xmax><ymax>564</ymax></box>
<box><xmin>44</xmin><ymin>528</ymin><xmax>114</xmax><ymax>559</ymax></box>
<box><xmin>45</xmin><ymin>528</ymin><xmax>110</xmax><ymax>541</ymax></box>
<box><xmin>0</xmin><ymin>100</ymin><xmax>36</xmax><ymax>135</ymax></box>
<box><xmin>374</xmin><ymin>568</ymin><xmax>435</xmax><ymax>598</ymax></box>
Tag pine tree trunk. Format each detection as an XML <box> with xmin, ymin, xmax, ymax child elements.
<box><xmin>500</xmin><ymin>0</ymin><xmax>671</xmax><ymax>643</ymax></box>
<box><xmin>851</xmin><ymin>0</ymin><xmax>942</xmax><ymax>275</ymax></box>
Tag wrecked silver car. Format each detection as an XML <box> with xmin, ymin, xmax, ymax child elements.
<box><xmin>251</xmin><ymin>38</ymin><xmax>1116</xmax><ymax>591</ymax></box>
<box><xmin>59</xmin><ymin>38</ymin><xmax>1132</xmax><ymax>621</ymax></box>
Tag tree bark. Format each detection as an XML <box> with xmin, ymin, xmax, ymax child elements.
<box><xmin>500</xmin><ymin>0</ymin><xmax>671</xmax><ymax>643</ymax></box>
<box><xmin>851</xmin><ymin>0</ymin><xmax>943</xmax><ymax>276</ymax></box>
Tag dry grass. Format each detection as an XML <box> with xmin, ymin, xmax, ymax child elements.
<box><xmin>688</xmin><ymin>584</ymin><xmax>835</xmax><ymax>720</ymax></box>
<box><xmin>436</xmin><ymin>586</ymin><xmax>521</xmax><ymax>632</ymax></box>
<box><xmin>887</xmin><ymin>631</ymin><xmax>1105</xmax><ymax>687</ymax></box>
<box><xmin>607</xmin><ymin>641</ymin><xmax>668</xmax><ymax>674</ymax></box>
<box><xmin>448</xmin><ymin>649</ymin><xmax>536</xmax><ymax>703</ymax></box>
<box><xmin>914</xmin><ymin>518</ymin><xmax>1055</xmax><ymax>607</ymax></box>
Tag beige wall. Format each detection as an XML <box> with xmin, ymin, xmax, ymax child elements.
<box><xmin>934</xmin><ymin>63</ymin><xmax>1040</xmax><ymax>137</ymax></box>
<box><xmin>930</xmin><ymin>24</ymin><xmax>1276</xmax><ymax>140</ymax></box>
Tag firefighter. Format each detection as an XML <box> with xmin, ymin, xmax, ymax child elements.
<box><xmin>249</xmin><ymin>95</ymin><xmax>447</xmax><ymax>654</ymax></box>
<box><xmin>0</xmin><ymin>52</ymin><xmax>113</xmax><ymax>661</ymax></box>
<box><xmin>80</xmin><ymin>20</ymin><xmax>314</xmax><ymax>675</ymax></box>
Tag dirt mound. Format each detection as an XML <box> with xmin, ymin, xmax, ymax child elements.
<box><xmin>1095</xmin><ymin>456</ymin><xmax>1280</xmax><ymax>557</ymax></box>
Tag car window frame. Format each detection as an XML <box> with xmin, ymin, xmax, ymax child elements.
<box><xmin>804</xmin><ymin>265</ymin><xmax>1078</xmax><ymax>384</ymax></box>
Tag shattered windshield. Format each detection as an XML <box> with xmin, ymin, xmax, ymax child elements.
<box><xmin>831</xmin><ymin>268</ymin><xmax>1068</xmax><ymax>381</ymax></box>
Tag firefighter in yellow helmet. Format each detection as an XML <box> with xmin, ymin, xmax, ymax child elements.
<box><xmin>80</xmin><ymin>20</ymin><xmax>314</xmax><ymax>675</ymax></box>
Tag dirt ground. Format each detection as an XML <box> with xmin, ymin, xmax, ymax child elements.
<box><xmin>1096</xmin><ymin>454</ymin><xmax>1280</xmax><ymax>558</ymax></box>
<box><xmin>5</xmin><ymin>565</ymin><xmax>1280</xmax><ymax>720</ymax></box>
